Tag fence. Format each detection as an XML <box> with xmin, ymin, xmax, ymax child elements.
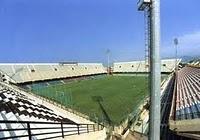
<box><xmin>0</xmin><ymin>120</ymin><xmax>104</xmax><ymax>140</ymax></box>
<box><xmin>8</xmin><ymin>83</ymin><xmax>96</xmax><ymax>124</ymax></box>
<box><xmin>6</xmin><ymin>75</ymin><xmax>150</xmax><ymax>128</ymax></box>
<box><xmin>26</xmin><ymin>81</ymin><xmax>137</xmax><ymax>126</ymax></box>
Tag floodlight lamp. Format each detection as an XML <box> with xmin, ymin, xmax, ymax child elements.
<box><xmin>137</xmin><ymin>0</ymin><xmax>151</xmax><ymax>11</ymax></box>
<box><xmin>174</xmin><ymin>38</ymin><xmax>178</xmax><ymax>46</ymax></box>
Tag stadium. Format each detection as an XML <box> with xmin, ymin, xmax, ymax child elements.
<box><xmin>1</xmin><ymin>58</ymin><xmax>200</xmax><ymax>140</ymax></box>
<box><xmin>0</xmin><ymin>0</ymin><xmax>200</xmax><ymax>140</ymax></box>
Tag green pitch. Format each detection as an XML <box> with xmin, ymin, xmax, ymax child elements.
<box><xmin>31</xmin><ymin>75</ymin><xmax>149</xmax><ymax>124</ymax></box>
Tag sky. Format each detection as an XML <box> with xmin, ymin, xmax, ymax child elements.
<box><xmin>0</xmin><ymin>0</ymin><xmax>199</xmax><ymax>63</ymax></box>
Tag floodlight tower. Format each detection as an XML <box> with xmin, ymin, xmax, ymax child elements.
<box><xmin>138</xmin><ymin>0</ymin><xmax>161</xmax><ymax>140</ymax></box>
<box><xmin>106</xmin><ymin>49</ymin><xmax>110</xmax><ymax>73</ymax></box>
<box><xmin>174</xmin><ymin>38</ymin><xmax>178</xmax><ymax>72</ymax></box>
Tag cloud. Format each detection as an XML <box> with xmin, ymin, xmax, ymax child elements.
<box><xmin>161</xmin><ymin>31</ymin><xmax>200</xmax><ymax>58</ymax></box>
<box><xmin>179</xmin><ymin>31</ymin><xmax>200</xmax><ymax>46</ymax></box>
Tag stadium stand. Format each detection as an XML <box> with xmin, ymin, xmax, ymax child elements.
<box><xmin>188</xmin><ymin>59</ymin><xmax>200</xmax><ymax>67</ymax></box>
<box><xmin>169</xmin><ymin>66</ymin><xmax>200</xmax><ymax>139</ymax></box>
<box><xmin>0</xmin><ymin>82</ymin><xmax>105</xmax><ymax>139</ymax></box>
<box><xmin>113</xmin><ymin>59</ymin><xmax>181</xmax><ymax>73</ymax></box>
<box><xmin>0</xmin><ymin>87</ymin><xmax>71</xmax><ymax>123</ymax></box>
<box><xmin>0</xmin><ymin>63</ymin><xmax>106</xmax><ymax>84</ymax></box>
<box><xmin>171</xmin><ymin>67</ymin><xmax>200</xmax><ymax>120</ymax></box>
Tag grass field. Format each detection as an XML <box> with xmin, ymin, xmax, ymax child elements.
<box><xmin>31</xmin><ymin>75</ymin><xmax>149</xmax><ymax>124</ymax></box>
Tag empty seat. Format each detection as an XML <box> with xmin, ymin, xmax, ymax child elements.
<box><xmin>174</xmin><ymin>67</ymin><xmax>200</xmax><ymax>120</ymax></box>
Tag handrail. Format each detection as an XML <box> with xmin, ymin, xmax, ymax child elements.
<box><xmin>169</xmin><ymin>73</ymin><xmax>177</xmax><ymax>120</ymax></box>
<box><xmin>0</xmin><ymin>120</ymin><xmax>104</xmax><ymax>140</ymax></box>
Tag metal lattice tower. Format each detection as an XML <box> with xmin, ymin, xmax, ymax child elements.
<box><xmin>106</xmin><ymin>49</ymin><xmax>110</xmax><ymax>74</ymax></box>
<box><xmin>174</xmin><ymin>38</ymin><xmax>178</xmax><ymax>72</ymax></box>
<box><xmin>144</xmin><ymin>7</ymin><xmax>151</xmax><ymax>72</ymax></box>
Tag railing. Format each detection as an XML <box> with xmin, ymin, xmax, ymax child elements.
<box><xmin>0</xmin><ymin>120</ymin><xmax>104</xmax><ymax>140</ymax></box>
<box><xmin>0</xmin><ymin>82</ymin><xmax>103</xmax><ymax>129</ymax></box>
<box><xmin>169</xmin><ymin>73</ymin><xmax>177</xmax><ymax>120</ymax></box>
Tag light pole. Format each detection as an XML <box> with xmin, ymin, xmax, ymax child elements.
<box><xmin>106</xmin><ymin>49</ymin><xmax>110</xmax><ymax>73</ymax></box>
<box><xmin>138</xmin><ymin>0</ymin><xmax>161</xmax><ymax>139</ymax></box>
<box><xmin>174</xmin><ymin>38</ymin><xmax>178</xmax><ymax>72</ymax></box>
